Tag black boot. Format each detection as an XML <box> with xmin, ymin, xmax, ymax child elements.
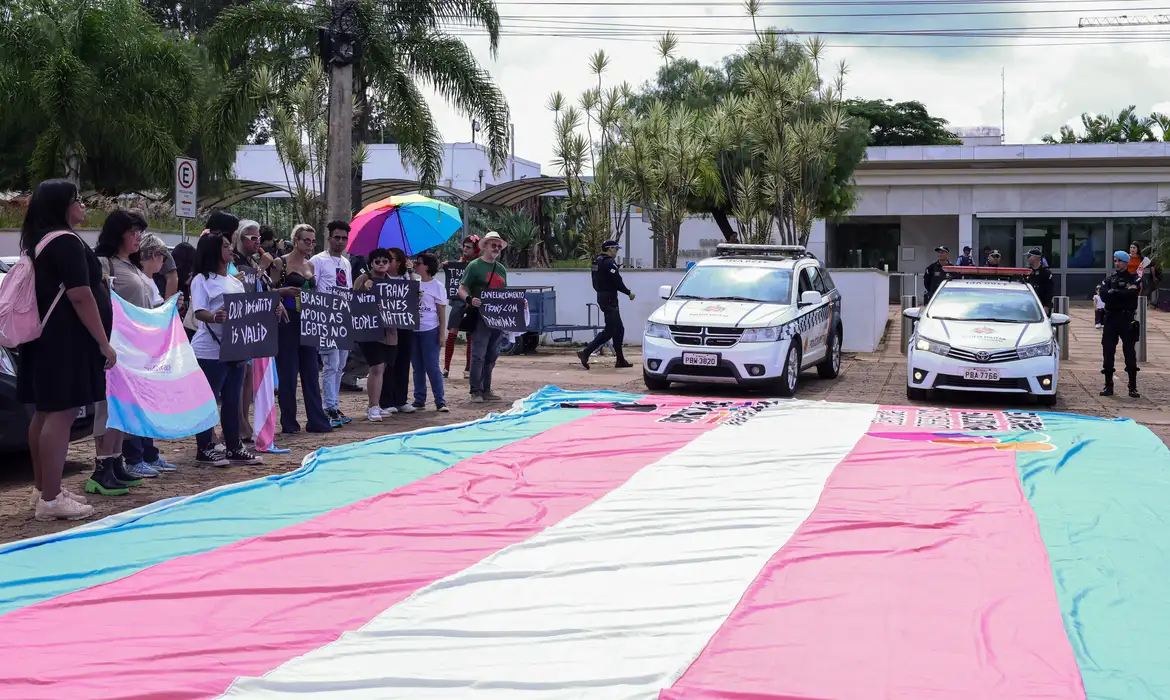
<box><xmin>577</xmin><ymin>349</ymin><xmax>591</xmax><ymax>370</ymax></box>
<box><xmin>108</xmin><ymin>455</ymin><xmax>144</xmax><ymax>487</ymax></box>
<box><xmin>84</xmin><ymin>457</ymin><xmax>131</xmax><ymax>496</ymax></box>
<box><xmin>1128</xmin><ymin>371</ymin><xmax>1140</xmax><ymax>398</ymax></box>
<box><xmin>1099</xmin><ymin>374</ymin><xmax>1114</xmax><ymax>397</ymax></box>
<box><xmin>614</xmin><ymin>354</ymin><xmax>633</xmax><ymax>369</ymax></box>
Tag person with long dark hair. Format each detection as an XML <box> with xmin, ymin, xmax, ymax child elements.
<box><xmin>270</xmin><ymin>224</ymin><xmax>333</xmax><ymax>434</ymax></box>
<box><xmin>443</xmin><ymin>235</ymin><xmax>479</xmax><ymax>378</ymax></box>
<box><xmin>380</xmin><ymin>247</ymin><xmax>416</xmax><ymax>414</ymax></box>
<box><xmin>17</xmin><ymin>180</ymin><xmax>112</xmax><ymax>520</ymax></box>
<box><xmin>412</xmin><ymin>252</ymin><xmax>447</xmax><ymax>411</ymax></box>
<box><xmin>188</xmin><ymin>233</ymin><xmax>263</xmax><ymax>466</ymax></box>
<box><xmin>170</xmin><ymin>242</ymin><xmax>196</xmax><ymax>339</ymax></box>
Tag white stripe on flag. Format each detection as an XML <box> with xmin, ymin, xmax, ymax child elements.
<box><xmin>220</xmin><ymin>401</ymin><xmax>877</xmax><ymax>699</ymax></box>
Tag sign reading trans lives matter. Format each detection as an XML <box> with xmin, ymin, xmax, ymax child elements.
<box><xmin>376</xmin><ymin>279</ymin><xmax>420</xmax><ymax>330</ymax></box>
<box><xmin>480</xmin><ymin>288</ymin><xmax>527</xmax><ymax>332</ymax></box>
<box><xmin>220</xmin><ymin>292</ymin><xmax>279</xmax><ymax>362</ymax></box>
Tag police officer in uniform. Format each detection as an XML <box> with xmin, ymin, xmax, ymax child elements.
<box><xmin>578</xmin><ymin>240</ymin><xmax>635</xmax><ymax>370</ymax></box>
<box><xmin>923</xmin><ymin>246</ymin><xmax>951</xmax><ymax>305</ymax></box>
<box><xmin>1025</xmin><ymin>246</ymin><xmax>1054</xmax><ymax>315</ymax></box>
<box><xmin>1099</xmin><ymin>250</ymin><xmax>1142</xmax><ymax>398</ymax></box>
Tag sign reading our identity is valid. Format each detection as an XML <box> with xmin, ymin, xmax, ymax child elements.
<box><xmin>300</xmin><ymin>290</ymin><xmax>354</xmax><ymax>350</ymax></box>
<box><xmin>444</xmin><ymin>262</ymin><xmax>467</xmax><ymax>300</ymax></box>
<box><xmin>480</xmin><ymin>288</ymin><xmax>527</xmax><ymax>332</ymax></box>
<box><xmin>375</xmin><ymin>279</ymin><xmax>420</xmax><ymax>330</ymax></box>
<box><xmin>350</xmin><ymin>289</ymin><xmax>386</xmax><ymax>342</ymax></box>
<box><xmin>220</xmin><ymin>292</ymin><xmax>280</xmax><ymax>362</ymax></box>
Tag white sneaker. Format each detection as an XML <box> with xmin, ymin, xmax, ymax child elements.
<box><xmin>1095</xmin><ymin>324</ymin><xmax>1103</xmax><ymax>329</ymax></box>
<box><xmin>35</xmin><ymin>496</ymin><xmax>95</xmax><ymax>522</ymax></box>
<box><xmin>396</xmin><ymin>404</ymin><xmax>416</xmax><ymax>414</ymax></box>
<box><xmin>462</xmin><ymin>370</ymin><xmax>470</xmax><ymax>379</ymax></box>
<box><xmin>366</xmin><ymin>406</ymin><xmax>382</xmax><ymax>422</ymax></box>
<box><xmin>380</xmin><ymin>406</ymin><xmax>398</xmax><ymax>417</ymax></box>
<box><xmin>29</xmin><ymin>487</ymin><xmax>88</xmax><ymax>509</ymax></box>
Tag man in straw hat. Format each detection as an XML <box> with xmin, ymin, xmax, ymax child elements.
<box><xmin>457</xmin><ymin>231</ymin><xmax>510</xmax><ymax>403</ymax></box>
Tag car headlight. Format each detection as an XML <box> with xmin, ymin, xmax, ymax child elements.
<box><xmin>914</xmin><ymin>336</ymin><xmax>950</xmax><ymax>355</ymax></box>
<box><xmin>645</xmin><ymin>321</ymin><xmax>672</xmax><ymax>340</ymax></box>
<box><xmin>0</xmin><ymin>348</ymin><xmax>15</xmax><ymax>376</ymax></box>
<box><xmin>1017</xmin><ymin>341</ymin><xmax>1054</xmax><ymax>359</ymax></box>
<box><xmin>740</xmin><ymin>326</ymin><xmax>782</xmax><ymax>343</ymax></box>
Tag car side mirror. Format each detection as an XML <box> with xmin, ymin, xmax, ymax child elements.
<box><xmin>902</xmin><ymin>307</ymin><xmax>921</xmax><ymax>320</ymax></box>
<box><xmin>659</xmin><ymin>284</ymin><xmax>673</xmax><ymax>299</ymax></box>
<box><xmin>1049</xmin><ymin>312</ymin><xmax>1070</xmax><ymax>327</ymax></box>
<box><xmin>799</xmin><ymin>290</ymin><xmax>823</xmax><ymax>306</ymax></box>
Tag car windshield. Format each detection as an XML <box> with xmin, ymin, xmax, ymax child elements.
<box><xmin>673</xmin><ymin>266</ymin><xmax>792</xmax><ymax>304</ymax></box>
<box><xmin>928</xmin><ymin>287</ymin><xmax>1043</xmax><ymax>323</ymax></box>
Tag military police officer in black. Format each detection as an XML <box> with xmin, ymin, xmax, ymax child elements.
<box><xmin>923</xmin><ymin>246</ymin><xmax>951</xmax><ymax>304</ymax></box>
<box><xmin>1025</xmin><ymin>246</ymin><xmax>1054</xmax><ymax>315</ymax></box>
<box><xmin>1099</xmin><ymin>250</ymin><xmax>1142</xmax><ymax>398</ymax></box>
<box><xmin>578</xmin><ymin>240</ymin><xmax>635</xmax><ymax>370</ymax></box>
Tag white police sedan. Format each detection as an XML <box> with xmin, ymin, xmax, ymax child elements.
<box><xmin>903</xmin><ymin>269</ymin><xmax>1070</xmax><ymax>405</ymax></box>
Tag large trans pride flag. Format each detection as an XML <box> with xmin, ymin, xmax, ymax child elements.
<box><xmin>105</xmin><ymin>291</ymin><xmax>218</xmax><ymax>438</ymax></box>
<box><xmin>0</xmin><ymin>388</ymin><xmax>1166</xmax><ymax>699</ymax></box>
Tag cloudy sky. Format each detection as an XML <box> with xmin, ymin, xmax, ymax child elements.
<box><xmin>421</xmin><ymin>0</ymin><xmax>1170</xmax><ymax>172</ymax></box>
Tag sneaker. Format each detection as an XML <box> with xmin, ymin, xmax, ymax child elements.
<box><xmin>442</xmin><ymin>369</ymin><xmax>449</xmax><ymax>378</ymax></box>
<box><xmin>436</xmin><ymin>403</ymin><xmax>449</xmax><ymax>413</ymax></box>
<box><xmin>30</xmin><ymin>487</ymin><xmax>88</xmax><ymax>509</ymax></box>
<box><xmin>411</xmin><ymin>401</ymin><xmax>426</xmax><ymax>410</ymax></box>
<box><xmin>35</xmin><ymin>496</ymin><xmax>94</xmax><ymax>522</ymax></box>
<box><xmin>366</xmin><ymin>406</ymin><xmax>383</xmax><ymax>422</ymax></box>
<box><xmin>196</xmin><ymin>447</ymin><xmax>230</xmax><ymax>467</ymax></box>
<box><xmin>124</xmin><ymin>461</ymin><xmax>160</xmax><ymax>479</ymax></box>
<box><xmin>336</xmin><ymin>409</ymin><xmax>353</xmax><ymax>425</ymax></box>
<box><xmin>463</xmin><ymin>370</ymin><xmax>470</xmax><ymax>379</ymax></box>
<box><xmin>227</xmin><ymin>447</ymin><xmax>263</xmax><ymax>465</ymax></box>
<box><xmin>469</xmin><ymin>393</ymin><xmax>484</xmax><ymax>404</ymax></box>
<box><xmin>109</xmin><ymin>456</ymin><xmax>144</xmax><ymax>487</ymax></box>
<box><xmin>326</xmin><ymin>409</ymin><xmax>345</xmax><ymax>428</ymax></box>
<box><xmin>146</xmin><ymin>457</ymin><xmax>178</xmax><ymax>472</ymax></box>
<box><xmin>1095</xmin><ymin>323</ymin><xmax>1103</xmax><ymax>329</ymax></box>
<box><xmin>379</xmin><ymin>406</ymin><xmax>398</xmax><ymax>417</ymax></box>
<box><xmin>397</xmin><ymin>404</ymin><xmax>416</xmax><ymax>414</ymax></box>
<box><xmin>483</xmin><ymin>391</ymin><xmax>503</xmax><ymax>402</ymax></box>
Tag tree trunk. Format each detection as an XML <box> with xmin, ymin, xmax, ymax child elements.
<box><xmin>711</xmin><ymin>210</ymin><xmax>738</xmax><ymax>242</ymax></box>
<box><xmin>63</xmin><ymin>142</ymin><xmax>82</xmax><ymax>187</ymax></box>
<box><xmin>325</xmin><ymin>60</ymin><xmax>353</xmax><ymax>224</ymax></box>
<box><xmin>350</xmin><ymin>58</ymin><xmax>368</xmax><ymax>217</ymax></box>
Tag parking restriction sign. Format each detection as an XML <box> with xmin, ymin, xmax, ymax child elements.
<box><xmin>175</xmin><ymin>157</ymin><xmax>198</xmax><ymax>219</ymax></box>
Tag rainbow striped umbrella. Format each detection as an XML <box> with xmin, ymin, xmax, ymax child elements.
<box><xmin>346</xmin><ymin>194</ymin><xmax>462</xmax><ymax>257</ymax></box>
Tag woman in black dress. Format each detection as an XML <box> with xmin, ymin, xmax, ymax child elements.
<box><xmin>18</xmin><ymin>179</ymin><xmax>116</xmax><ymax>522</ymax></box>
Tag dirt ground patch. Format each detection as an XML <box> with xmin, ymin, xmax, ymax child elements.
<box><xmin>1</xmin><ymin>345</ymin><xmax>1166</xmax><ymax>544</ymax></box>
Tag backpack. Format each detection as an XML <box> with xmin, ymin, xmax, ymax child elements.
<box><xmin>0</xmin><ymin>230</ymin><xmax>78</xmax><ymax>348</ymax></box>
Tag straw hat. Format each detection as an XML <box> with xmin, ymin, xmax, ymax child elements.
<box><xmin>480</xmin><ymin>231</ymin><xmax>508</xmax><ymax>249</ymax></box>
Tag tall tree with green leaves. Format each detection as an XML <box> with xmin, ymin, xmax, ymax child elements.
<box><xmin>207</xmin><ymin>0</ymin><xmax>510</xmax><ymax>216</ymax></box>
<box><xmin>0</xmin><ymin>0</ymin><xmax>200</xmax><ymax>190</ymax></box>
<box><xmin>1042</xmin><ymin>105</ymin><xmax>1170</xmax><ymax>143</ymax></box>
<box><xmin>843</xmin><ymin>99</ymin><xmax>961</xmax><ymax>147</ymax></box>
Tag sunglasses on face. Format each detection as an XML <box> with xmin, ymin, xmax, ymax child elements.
<box><xmin>243</xmin><ymin>235</ymin><xmax>260</xmax><ymax>242</ymax></box>
<box><xmin>371</xmin><ymin>258</ymin><xmax>390</xmax><ymax>266</ymax></box>
<box><xmin>297</xmin><ymin>237</ymin><xmax>314</xmax><ymax>244</ymax></box>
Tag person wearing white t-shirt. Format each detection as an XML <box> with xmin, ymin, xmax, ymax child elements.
<box><xmin>410</xmin><ymin>253</ymin><xmax>448</xmax><ymax>411</ymax></box>
<box><xmin>310</xmin><ymin>220</ymin><xmax>354</xmax><ymax>426</ymax></box>
<box><xmin>189</xmin><ymin>233</ymin><xmax>263</xmax><ymax>467</ymax></box>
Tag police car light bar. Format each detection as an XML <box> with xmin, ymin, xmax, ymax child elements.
<box><xmin>716</xmin><ymin>243</ymin><xmax>808</xmax><ymax>258</ymax></box>
<box><xmin>943</xmin><ymin>266</ymin><xmax>1032</xmax><ymax>281</ymax></box>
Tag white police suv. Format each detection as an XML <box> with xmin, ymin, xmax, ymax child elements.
<box><xmin>642</xmin><ymin>244</ymin><xmax>844</xmax><ymax>396</ymax></box>
<box><xmin>903</xmin><ymin>267</ymin><xmax>1071</xmax><ymax>405</ymax></box>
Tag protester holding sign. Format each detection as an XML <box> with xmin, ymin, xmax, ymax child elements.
<box><xmin>352</xmin><ymin>248</ymin><xmax>398</xmax><ymax>423</ymax></box>
<box><xmin>457</xmin><ymin>231</ymin><xmax>515</xmax><ymax>403</ymax></box>
<box><xmin>189</xmin><ymin>233</ymin><xmax>263</xmax><ymax>467</ymax></box>
<box><xmin>380</xmin><ymin>248</ymin><xmax>417</xmax><ymax>414</ymax></box>
<box><xmin>442</xmin><ymin>235</ymin><xmax>479</xmax><ymax>379</ymax></box>
<box><xmin>232</xmin><ymin>219</ymin><xmax>274</xmax><ymax>443</ymax></box>
<box><xmin>411</xmin><ymin>253</ymin><xmax>448</xmax><ymax>411</ymax></box>
<box><xmin>270</xmin><ymin>224</ymin><xmax>333</xmax><ymax>435</ymax></box>
<box><xmin>311</xmin><ymin>221</ymin><xmax>354</xmax><ymax>427</ymax></box>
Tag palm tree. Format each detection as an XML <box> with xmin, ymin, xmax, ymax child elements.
<box><xmin>0</xmin><ymin>0</ymin><xmax>200</xmax><ymax>189</ymax></box>
<box><xmin>207</xmin><ymin>0</ymin><xmax>510</xmax><ymax>211</ymax></box>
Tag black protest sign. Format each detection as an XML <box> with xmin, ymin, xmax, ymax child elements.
<box><xmin>444</xmin><ymin>262</ymin><xmax>467</xmax><ymax>300</ymax></box>
<box><xmin>350</xmin><ymin>290</ymin><xmax>386</xmax><ymax>342</ymax></box>
<box><xmin>236</xmin><ymin>265</ymin><xmax>260</xmax><ymax>291</ymax></box>
<box><xmin>299</xmin><ymin>290</ymin><xmax>354</xmax><ymax>350</ymax></box>
<box><xmin>480</xmin><ymin>288</ymin><xmax>527</xmax><ymax>332</ymax></box>
<box><xmin>375</xmin><ymin>279</ymin><xmax>420</xmax><ymax>330</ymax></box>
<box><xmin>220</xmin><ymin>292</ymin><xmax>280</xmax><ymax>362</ymax></box>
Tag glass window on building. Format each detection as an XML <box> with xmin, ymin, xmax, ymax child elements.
<box><xmin>830</xmin><ymin>221</ymin><xmax>899</xmax><ymax>270</ymax></box>
<box><xmin>976</xmin><ymin>219</ymin><xmax>1016</xmax><ymax>265</ymax></box>
<box><xmin>1066</xmin><ymin>219</ymin><xmax>1106</xmax><ymax>269</ymax></box>
<box><xmin>1065</xmin><ymin>272</ymin><xmax>1102</xmax><ymax>301</ymax></box>
<box><xmin>1113</xmin><ymin>218</ymin><xmax>1155</xmax><ymax>260</ymax></box>
<box><xmin>1020</xmin><ymin>219</ymin><xmax>1061</xmax><ymax>268</ymax></box>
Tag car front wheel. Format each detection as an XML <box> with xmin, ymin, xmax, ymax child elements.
<box><xmin>817</xmin><ymin>326</ymin><xmax>843</xmax><ymax>379</ymax></box>
<box><xmin>643</xmin><ymin>370</ymin><xmax>671</xmax><ymax>391</ymax></box>
<box><xmin>774</xmin><ymin>343</ymin><xmax>801</xmax><ymax>397</ymax></box>
<box><xmin>906</xmin><ymin>385</ymin><xmax>928</xmax><ymax>401</ymax></box>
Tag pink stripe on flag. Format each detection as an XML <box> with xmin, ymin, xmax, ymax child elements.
<box><xmin>104</xmin><ymin>365</ymin><xmax>214</xmax><ymax>415</ymax></box>
<box><xmin>252</xmin><ymin>357</ymin><xmax>276</xmax><ymax>452</ymax></box>
<box><xmin>662</xmin><ymin>412</ymin><xmax>1085</xmax><ymax>700</ymax></box>
<box><xmin>0</xmin><ymin>408</ymin><xmax>712</xmax><ymax>700</ymax></box>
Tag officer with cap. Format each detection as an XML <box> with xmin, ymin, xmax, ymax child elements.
<box><xmin>924</xmin><ymin>245</ymin><xmax>951</xmax><ymax>304</ymax></box>
<box><xmin>1025</xmin><ymin>246</ymin><xmax>1054</xmax><ymax>315</ymax></box>
<box><xmin>578</xmin><ymin>239</ymin><xmax>635</xmax><ymax>370</ymax></box>
<box><xmin>986</xmin><ymin>250</ymin><xmax>1002</xmax><ymax>267</ymax></box>
<box><xmin>1099</xmin><ymin>250</ymin><xmax>1142</xmax><ymax>398</ymax></box>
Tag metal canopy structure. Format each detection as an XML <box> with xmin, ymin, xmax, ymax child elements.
<box><xmin>199</xmin><ymin>180</ymin><xmax>290</xmax><ymax>210</ymax></box>
<box><xmin>466</xmin><ymin>176</ymin><xmax>568</xmax><ymax>209</ymax></box>
<box><xmin>361</xmin><ymin>179</ymin><xmax>472</xmax><ymax>205</ymax></box>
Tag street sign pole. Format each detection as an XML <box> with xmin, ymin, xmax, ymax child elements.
<box><xmin>175</xmin><ymin>157</ymin><xmax>198</xmax><ymax>243</ymax></box>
